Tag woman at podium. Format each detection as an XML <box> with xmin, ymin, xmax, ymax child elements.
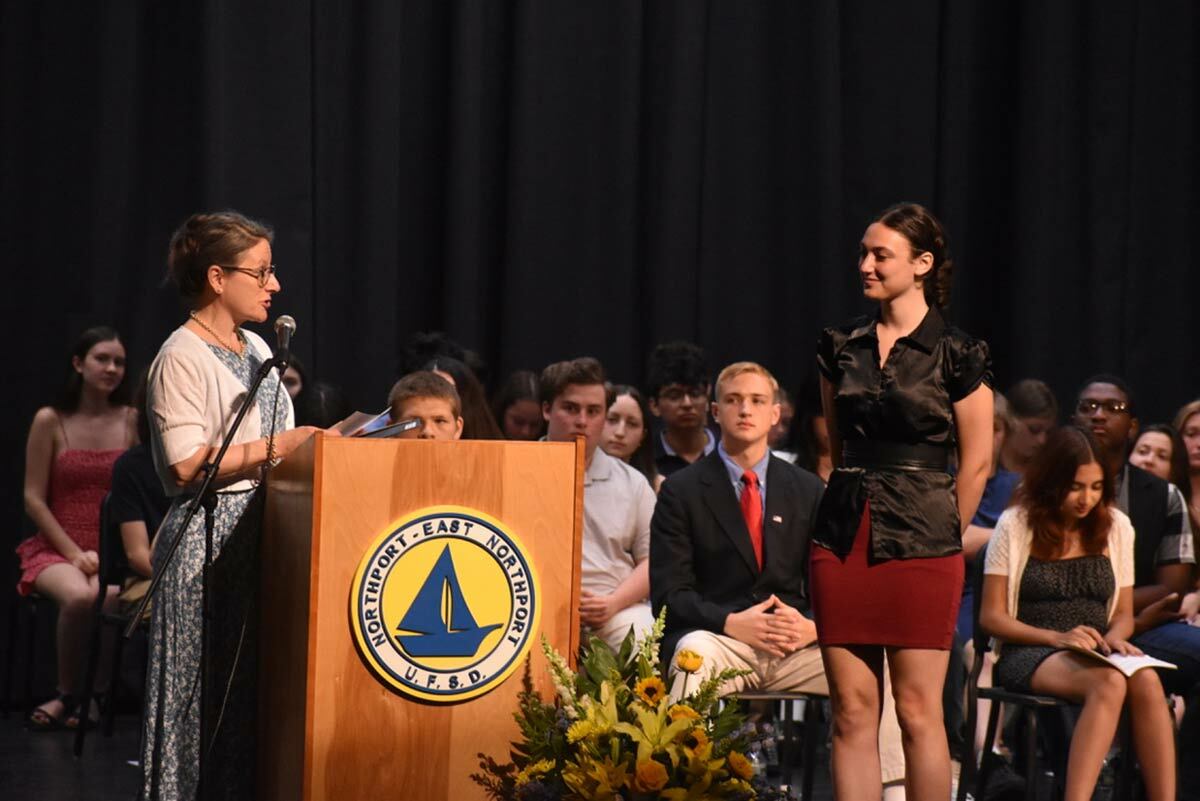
<box><xmin>140</xmin><ymin>211</ymin><xmax>319</xmax><ymax>800</ymax></box>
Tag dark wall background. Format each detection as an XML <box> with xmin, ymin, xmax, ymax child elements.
<box><xmin>2</xmin><ymin>1</ymin><xmax>1198</xmax><ymax>548</ymax></box>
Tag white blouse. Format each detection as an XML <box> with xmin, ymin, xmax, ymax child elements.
<box><xmin>147</xmin><ymin>326</ymin><xmax>294</xmax><ymax>496</ymax></box>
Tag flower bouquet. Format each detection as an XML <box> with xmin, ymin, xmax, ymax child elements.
<box><xmin>472</xmin><ymin>609</ymin><xmax>791</xmax><ymax>800</ymax></box>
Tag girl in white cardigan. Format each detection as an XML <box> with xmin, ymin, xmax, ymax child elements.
<box><xmin>980</xmin><ymin>426</ymin><xmax>1174</xmax><ymax>801</ymax></box>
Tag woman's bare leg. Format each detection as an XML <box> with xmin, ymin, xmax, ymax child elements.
<box><xmin>31</xmin><ymin>563</ymin><xmax>98</xmax><ymax>718</ymax></box>
<box><xmin>1125</xmin><ymin>668</ymin><xmax>1175</xmax><ymax>801</ymax></box>
<box><xmin>1028</xmin><ymin>652</ymin><xmax>1126</xmax><ymax>801</ymax></box>
<box><xmin>823</xmin><ymin>644</ymin><xmax>885</xmax><ymax>800</ymax></box>
<box><xmin>887</xmin><ymin>647</ymin><xmax>952</xmax><ymax>801</ymax></box>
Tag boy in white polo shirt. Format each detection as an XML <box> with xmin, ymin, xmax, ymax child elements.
<box><xmin>541</xmin><ymin>357</ymin><xmax>656</xmax><ymax>651</ymax></box>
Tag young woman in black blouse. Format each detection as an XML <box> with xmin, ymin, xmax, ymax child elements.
<box><xmin>811</xmin><ymin>203</ymin><xmax>994</xmax><ymax>800</ymax></box>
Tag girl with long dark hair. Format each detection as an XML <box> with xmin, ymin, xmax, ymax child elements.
<box><xmin>601</xmin><ymin>384</ymin><xmax>663</xmax><ymax>492</ymax></box>
<box><xmin>18</xmin><ymin>326</ymin><xmax>136</xmax><ymax>729</ymax></box>
<box><xmin>423</xmin><ymin>356</ymin><xmax>503</xmax><ymax>440</ymax></box>
<box><xmin>981</xmin><ymin>426</ymin><xmax>1175</xmax><ymax>801</ymax></box>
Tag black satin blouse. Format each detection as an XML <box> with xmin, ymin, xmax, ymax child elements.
<box><xmin>812</xmin><ymin>306</ymin><xmax>992</xmax><ymax>560</ymax></box>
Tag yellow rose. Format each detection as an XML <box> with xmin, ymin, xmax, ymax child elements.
<box><xmin>667</xmin><ymin>704</ymin><xmax>700</xmax><ymax>723</ymax></box>
<box><xmin>633</xmin><ymin>758</ymin><xmax>670</xmax><ymax>792</ymax></box>
<box><xmin>727</xmin><ymin>750</ymin><xmax>754</xmax><ymax>780</ymax></box>
<box><xmin>674</xmin><ymin>648</ymin><xmax>704</xmax><ymax>673</ymax></box>
<box><xmin>634</xmin><ymin>676</ymin><xmax>667</xmax><ymax>706</ymax></box>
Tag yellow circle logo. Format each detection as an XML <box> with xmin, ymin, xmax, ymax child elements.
<box><xmin>349</xmin><ymin>505</ymin><xmax>540</xmax><ymax>702</ymax></box>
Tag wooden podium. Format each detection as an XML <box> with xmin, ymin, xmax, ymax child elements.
<box><xmin>259</xmin><ymin>435</ymin><xmax>584</xmax><ymax>800</ymax></box>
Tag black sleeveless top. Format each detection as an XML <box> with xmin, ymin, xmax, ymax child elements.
<box><xmin>813</xmin><ymin>306</ymin><xmax>993</xmax><ymax>560</ymax></box>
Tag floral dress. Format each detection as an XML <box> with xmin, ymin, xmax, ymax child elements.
<box><xmin>140</xmin><ymin>343</ymin><xmax>290</xmax><ymax>801</ymax></box>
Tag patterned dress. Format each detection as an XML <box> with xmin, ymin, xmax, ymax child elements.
<box><xmin>994</xmin><ymin>554</ymin><xmax>1115</xmax><ymax>693</ymax></box>
<box><xmin>16</xmin><ymin>445</ymin><xmax>123</xmax><ymax>594</ymax></box>
<box><xmin>140</xmin><ymin>343</ymin><xmax>289</xmax><ymax>801</ymax></box>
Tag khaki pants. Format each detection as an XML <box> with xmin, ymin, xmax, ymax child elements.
<box><xmin>583</xmin><ymin>602</ymin><xmax>654</xmax><ymax>653</ymax></box>
<box><xmin>667</xmin><ymin>630</ymin><xmax>906</xmax><ymax>784</ymax></box>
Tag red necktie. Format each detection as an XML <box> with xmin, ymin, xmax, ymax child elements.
<box><xmin>740</xmin><ymin>470</ymin><xmax>763</xmax><ymax>569</ymax></box>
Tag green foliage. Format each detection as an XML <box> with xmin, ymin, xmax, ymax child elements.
<box><xmin>471</xmin><ymin>607</ymin><xmax>756</xmax><ymax>800</ymax></box>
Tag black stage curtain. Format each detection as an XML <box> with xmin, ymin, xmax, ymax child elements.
<box><xmin>2</xmin><ymin>2</ymin><xmax>1198</xmax><ymax>544</ymax></box>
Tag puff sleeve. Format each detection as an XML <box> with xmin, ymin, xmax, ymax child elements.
<box><xmin>816</xmin><ymin>326</ymin><xmax>845</xmax><ymax>382</ymax></box>
<box><xmin>946</xmin><ymin>334</ymin><xmax>993</xmax><ymax>403</ymax></box>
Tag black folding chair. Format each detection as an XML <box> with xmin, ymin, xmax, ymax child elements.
<box><xmin>730</xmin><ymin>689</ymin><xmax>827</xmax><ymax>801</ymax></box>
<box><xmin>74</xmin><ymin>493</ymin><xmax>140</xmax><ymax>756</ymax></box>
<box><xmin>2</xmin><ymin>581</ymin><xmax>46</xmax><ymax>721</ymax></box>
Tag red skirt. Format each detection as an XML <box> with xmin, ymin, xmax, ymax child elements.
<box><xmin>809</xmin><ymin>502</ymin><xmax>963</xmax><ymax>649</ymax></box>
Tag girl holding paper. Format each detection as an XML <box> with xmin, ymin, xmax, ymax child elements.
<box><xmin>981</xmin><ymin>425</ymin><xmax>1175</xmax><ymax>801</ymax></box>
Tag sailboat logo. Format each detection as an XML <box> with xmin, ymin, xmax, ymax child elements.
<box><xmin>350</xmin><ymin>506</ymin><xmax>541</xmax><ymax>703</ymax></box>
<box><xmin>394</xmin><ymin>545</ymin><xmax>502</xmax><ymax>658</ymax></box>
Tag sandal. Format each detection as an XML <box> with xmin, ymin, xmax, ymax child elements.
<box><xmin>28</xmin><ymin>693</ymin><xmax>76</xmax><ymax>731</ymax></box>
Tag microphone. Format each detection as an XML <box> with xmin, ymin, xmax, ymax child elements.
<box><xmin>274</xmin><ymin>315</ymin><xmax>296</xmax><ymax>366</ymax></box>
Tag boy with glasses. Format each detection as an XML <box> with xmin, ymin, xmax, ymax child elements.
<box><xmin>646</xmin><ymin>341</ymin><xmax>716</xmax><ymax>478</ymax></box>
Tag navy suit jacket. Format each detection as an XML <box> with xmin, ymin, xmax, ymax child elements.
<box><xmin>650</xmin><ymin>449</ymin><xmax>824</xmax><ymax>659</ymax></box>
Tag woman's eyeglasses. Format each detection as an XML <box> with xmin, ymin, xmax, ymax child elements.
<box><xmin>220</xmin><ymin>264</ymin><xmax>277</xmax><ymax>287</ymax></box>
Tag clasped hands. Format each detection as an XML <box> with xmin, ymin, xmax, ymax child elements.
<box><xmin>1136</xmin><ymin>591</ymin><xmax>1200</xmax><ymax>633</ymax></box>
<box><xmin>579</xmin><ymin>590</ymin><xmax>619</xmax><ymax>627</ymax></box>
<box><xmin>69</xmin><ymin>549</ymin><xmax>100</xmax><ymax>576</ymax></box>
<box><xmin>724</xmin><ymin>594</ymin><xmax>817</xmax><ymax>658</ymax></box>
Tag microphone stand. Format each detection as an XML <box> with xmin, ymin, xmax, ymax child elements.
<box><xmin>126</xmin><ymin>346</ymin><xmax>289</xmax><ymax>801</ymax></box>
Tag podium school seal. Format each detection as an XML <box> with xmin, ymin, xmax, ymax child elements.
<box><xmin>349</xmin><ymin>505</ymin><xmax>540</xmax><ymax>702</ymax></box>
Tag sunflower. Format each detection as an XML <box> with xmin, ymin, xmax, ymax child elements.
<box><xmin>634</xmin><ymin>676</ymin><xmax>667</xmax><ymax>706</ymax></box>
<box><xmin>632</xmin><ymin>758</ymin><xmax>669</xmax><ymax>792</ymax></box>
<box><xmin>674</xmin><ymin>648</ymin><xmax>704</xmax><ymax>673</ymax></box>
<box><xmin>680</xmin><ymin>726</ymin><xmax>709</xmax><ymax>752</ymax></box>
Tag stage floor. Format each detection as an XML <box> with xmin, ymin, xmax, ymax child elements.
<box><xmin>0</xmin><ymin>708</ymin><xmax>141</xmax><ymax>799</ymax></box>
<box><xmin>0</xmin><ymin>708</ymin><xmax>838</xmax><ymax>801</ymax></box>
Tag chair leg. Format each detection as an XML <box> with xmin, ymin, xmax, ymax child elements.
<box><xmin>1021</xmin><ymin>709</ymin><xmax>1039</xmax><ymax>801</ymax></box>
<box><xmin>1115</xmin><ymin>709</ymin><xmax>1135</xmax><ymax>801</ymax></box>
<box><xmin>779</xmin><ymin>698</ymin><xmax>792</xmax><ymax>775</ymax></box>
<box><xmin>801</xmin><ymin>698</ymin><xmax>820</xmax><ymax>801</ymax></box>
<box><xmin>73</xmin><ymin>600</ymin><xmax>106</xmax><ymax>757</ymax></box>
<box><xmin>957</xmin><ymin>687</ymin><xmax>980</xmax><ymax>801</ymax></box>
<box><xmin>975</xmin><ymin>699</ymin><xmax>1003</xmax><ymax>801</ymax></box>
<box><xmin>103</xmin><ymin>621</ymin><xmax>125</xmax><ymax>738</ymax></box>
<box><xmin>1</xmin><ymin>592</ymin><xmax>19</xmax><ymax>717</ymax></box>
<box><xmin>21</xmin><ymin>598</ymin><xmax>38</xmax><ymax>721</ymax></box>
<box><xmin>1050</xmin><ymin>707</ymin><xmax>1070</xmax><ymax>801</ymax></box>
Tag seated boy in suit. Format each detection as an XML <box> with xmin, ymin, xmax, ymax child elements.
<box><xmin>388</xmin><ymin>371</ymin><xmax>464</xmax><ymax>441</ymax></box>
<box><xmin>651</xmin><ymin>361</ymin><xmax>906</xmax><ymax>789</ymax></box>
<box><xmin>651</xmin><ymin>361</ymin><xmax>825</xmax><ymax>696</ymax></box>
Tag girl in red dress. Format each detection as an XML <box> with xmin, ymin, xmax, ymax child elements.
<box><xmin>18</xmin><ymin>326</ymin><xmax>136</xmax><ymax>728</ymax></box>
<box><xmin>810</xmin><ymin>203</ymin><xmax>994</xmax><ymax>800</ymax></box>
